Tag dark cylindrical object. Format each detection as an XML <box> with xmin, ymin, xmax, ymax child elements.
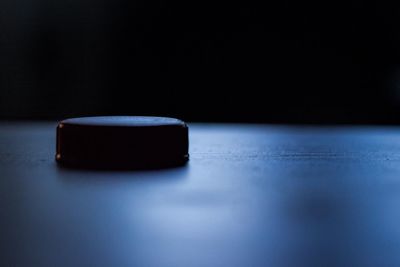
<box><xmin>56</xmin><ymin>116</ymin><xmax>189</xmax><ymax>169</ymax></box>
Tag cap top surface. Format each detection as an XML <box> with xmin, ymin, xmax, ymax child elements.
<box><xmin>61</xmin><ymin>116</ymin><xmax>185</xmax><ymax>127</ymax></box>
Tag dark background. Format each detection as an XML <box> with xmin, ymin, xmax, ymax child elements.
<box><xmin>2</xmin><ymin>0</ymin><xmax>400</xmax><ymax>123</ymax></box>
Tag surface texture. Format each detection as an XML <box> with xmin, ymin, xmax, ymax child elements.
<box><xmin>2</xmin><ymin>122</ymin><xmax>400</xmax><ymax>266</ymax></box>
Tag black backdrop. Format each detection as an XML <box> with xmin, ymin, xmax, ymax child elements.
<box><xmin>2</xmin><ymin>0</ymin><xmax>400</xmax><ymax>123</ymax></box>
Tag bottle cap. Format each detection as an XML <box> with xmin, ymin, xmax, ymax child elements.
<box><xmin>56</xmin><ymin>116</ymin><xmax>189</xmax><ymax>169</ymax></box>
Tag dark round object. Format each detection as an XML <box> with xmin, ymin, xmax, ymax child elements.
<box><xmin>56</xmin><ymin>116</ymin><xmax>189</xmax><ymax>169</ymax></box>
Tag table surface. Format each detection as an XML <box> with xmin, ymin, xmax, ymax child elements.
<box><xmin>2</xmin><ymin>122</ymin><xmax>400</xmax><ymax>267</ymax></box>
